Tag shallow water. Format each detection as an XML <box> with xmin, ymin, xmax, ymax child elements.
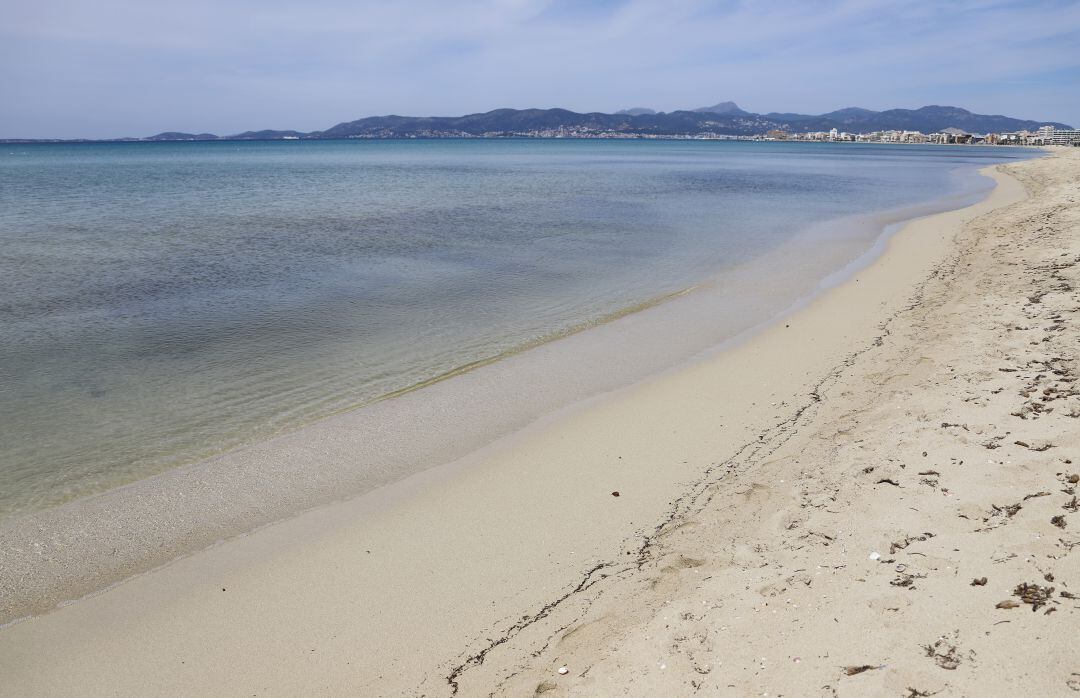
<box><xmin>0</xmin><ymin>139</ymin><xmax>1036</xmax><ymax>516</ymax></box>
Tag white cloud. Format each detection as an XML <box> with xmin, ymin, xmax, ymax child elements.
<box><xmin>2</xmin><ymin>0</ymin><xmax>1077</xmax><ymax>137</ymax></box>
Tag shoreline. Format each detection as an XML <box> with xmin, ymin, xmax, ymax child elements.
<box><xmin>0</xmin><ymin>152</ymin><xmax>1057</xmax><ymax>695</ymax></box>
<box><xmin>0</xmin><ymin>159</ymin><xmax>1008</xmax><ymax>625</ymax></box>
<box><xmin>0</xmin><ymin>142</ymin><xmax>1023</xmax><ymax>521</ymax></box>
<box><xmin>485</xmin><ymin>145</ymin><xmax>1080</xmax><ymax>697</ymax></box>
<box><xmin>4</xmin><ymin>136</ymin><xmax>1071</xmax><ymax>147</ymax></box>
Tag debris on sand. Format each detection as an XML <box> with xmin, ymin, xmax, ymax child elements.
<box><xmin>890</xmin><ymin>532</ymin><xmax>935</xmax><ymax>554</ymax></box>
<box><xmin>923</xmin><ymin>637</ymin><xmax>963</xmax><ymax>670</ymax></box>
<box><xmin>892</xmin><ymin>571</ymin><xmax>927</xmax><ymax>589</ymax></box>
<box><xmin>981</xmin><ymin>503</ymin><xmax>1022</xmax><ymax>530</ymax></box>
<box><xmin>1014</xmin><ymin>582</ymin><xmax>1056</xmax><ymax>611</ymax></box>
<box><xmin>1002</xmin><ymin>503</ymin><xmax>1022</xmax><ymax>517</ymax></box>
<box><xmin>971</xmin><ymin>577</ymin><xmax>988</xmax><ymax>586</ymax></box>
<box><xmin>1051</xmin><ymin>515</ymin><xmax>1067</xmax><ymax>529</ymax></box>
<box><xmin>844</xmin><ymin>664</ymin><xmax>879</xmax><ymax>676</ymax></box>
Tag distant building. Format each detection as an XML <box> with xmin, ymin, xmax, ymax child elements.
<box><xmin>932</xmin><ymin>127</ymin><xmax>973</xmax><ymax>144</ymax></box>
<box><xmin>1049</xmin><ymin>129</ymin><xmax>1080</xmax><ymax>145</ymax></box>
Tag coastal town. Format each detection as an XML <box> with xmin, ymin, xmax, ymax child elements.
<box><xmin>764</xmin><ymin>124</ymin><xmax>1080</xmax><ymax>145</ymax></box>
<box><xmin>7</xmin><ymin>104</ymin><xmax>1076</xmax><ymax>146</ymax></box>
<box><xmin>371</xmin><ymin>124</ymin><xmax>1080</xmax><ymax>145</ymax></box>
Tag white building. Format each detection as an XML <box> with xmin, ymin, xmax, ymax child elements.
<box><xmin>1049</xmin><ymin>129</ymin><xmax>1080</xmax><ymax>145</ymax></box>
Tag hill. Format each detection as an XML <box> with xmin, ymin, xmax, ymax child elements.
<box><xmin>4</xmin><ymin>105</ymin><xmax>1071</xmax><ymax>143</ymax></box>
<box><xmin>312</xmin><ymin>104</ymin><xmax>1070</xmax><ymax>139</ymax></box>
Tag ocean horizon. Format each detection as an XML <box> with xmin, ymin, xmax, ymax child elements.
<box><xmin>0</xmin><ymin>139</ymin><xmax>1037</xmax><ymax>518</ymax></box>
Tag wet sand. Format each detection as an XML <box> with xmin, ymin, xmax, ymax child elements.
<box><xmin>2</xmin><ymin>149</ymin><xmax>1075</xmax><ymax>696</ymax></box>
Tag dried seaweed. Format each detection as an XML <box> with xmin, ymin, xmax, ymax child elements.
<box><xmin>1014</xmin><ymin>582</ymin><xmax>1056</xmax><ymax>611</ymax></box>
<box><xmin>843</xmin><ymin>665</ymin><xmax>878</xmax><ymax>676</ymax></box>
<box><xmin>923</xmin><ymin>638</ymin><xmax>962</xmax><ymax>670</ymax></box>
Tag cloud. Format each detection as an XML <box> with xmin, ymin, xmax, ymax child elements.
<box><xmin>2</xmin><ymin>0</ymin><xmax>1078</xmax><ymax>138</ymax></box>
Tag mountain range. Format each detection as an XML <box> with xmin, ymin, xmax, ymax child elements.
<box><xmin>6</xmin><ymin>104</ymin><xmax>1072</xmax><ymax>142</ymax></box>
<box><xmin>146</xmin><ymin>103</ymin><xmax>1073</xmax><ymax>141</ymax></box>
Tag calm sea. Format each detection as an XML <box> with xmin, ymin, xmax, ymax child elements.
<box><xmin>0</xmin><ymin>139</ymin><xmax>1035</xmax><ymax>516</ymax></box>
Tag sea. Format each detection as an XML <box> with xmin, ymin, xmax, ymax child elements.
<box><xmin>0</xmin><ymin>139</ymin><xmax>1037</xmax><ymax>518</ymax></box>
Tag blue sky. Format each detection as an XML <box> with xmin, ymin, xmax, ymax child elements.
<box><xmin>3</xmin><ymin>0</ymin><xmax>1079</xmax><ymax>138</ymax></box>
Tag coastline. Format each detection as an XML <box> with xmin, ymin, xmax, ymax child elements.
<box><xmin>484</xmin><ymin>146</ymin><xmax>1080</xmax><ymax>696</ymax></box>
<box><xmin>0</xmin><ymin>156</ymin><xmax>1008</xmax><ymax>625</ymax></box>
<box><xmin>1</xmin><ymin>141</ymin><xmax>1021</xmax><ymax>521</ymax></box>
<box><xmin>0</xmin><ymin>150</ymin><xmax>1067</xmax><ymax>695</ymax></box>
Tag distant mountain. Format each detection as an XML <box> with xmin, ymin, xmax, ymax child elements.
<box><xmin>821</xmin><ymin>107</ymin><xmax>878</xmax><ymax>123</ymax></box>
<box><xmin>5</xmin><ymin>105</ymin><xmax>1072</xmax><ymax>143</ymax></box>
<box><xmin>757</xmin><ymin>105</ymin><xmax>1073</xmax><ymax>135</ymax></box>
<box><xmin>230</xmin><ymin>129</ymin><xmax>307</xmax><ymax>140</ymax></box>
<box><xmin>311</xmin><ymin>104</ymin><xmax>1070</xmax><ymax>139</ymax></box>
<box><xmin>145</xmin><ymin>132</ymin><xmax>219</xmax><ymax>141</ymax></box>
<box><xmin>691</xmin><ymin>101</ymin><xmax>748</xmax><ymax>115</ymax></box>
<box><xmin>147</xmin><ymin>129</ymin><xmax>303</xmax><ymax>141</ymax></box>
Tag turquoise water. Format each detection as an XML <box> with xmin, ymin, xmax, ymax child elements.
<box><xmin>0</xmin><ymin>140</ymin><xmax>1035</xmax><ymax>516</ymax></box>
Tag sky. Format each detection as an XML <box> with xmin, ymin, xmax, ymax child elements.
<box><xmin>2</xmin><ymin>0</ymin><xmax>1079</xmax><ymax>139</ymax></box>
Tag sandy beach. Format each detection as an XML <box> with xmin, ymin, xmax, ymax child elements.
<box><xmin>1</xmin><ymin>147</ymin><xmax>1077</xmax><ymax>696</ymax></box>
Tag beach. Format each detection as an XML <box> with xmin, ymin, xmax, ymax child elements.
<box><xmin>1</xmin><ymin>147</ymin><xmax>1077</xmax><ymax>696</ymax></box>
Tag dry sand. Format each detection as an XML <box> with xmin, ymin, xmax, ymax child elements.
<box><xmin>484</xmin><ymin>148</ymin><xmax>1080</xmax><ymax>697</ymax></box>
<box><xmin>1</xmin><ymin>148</ymin><xmax>1076</xmax><ymax>696</ymax></box>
